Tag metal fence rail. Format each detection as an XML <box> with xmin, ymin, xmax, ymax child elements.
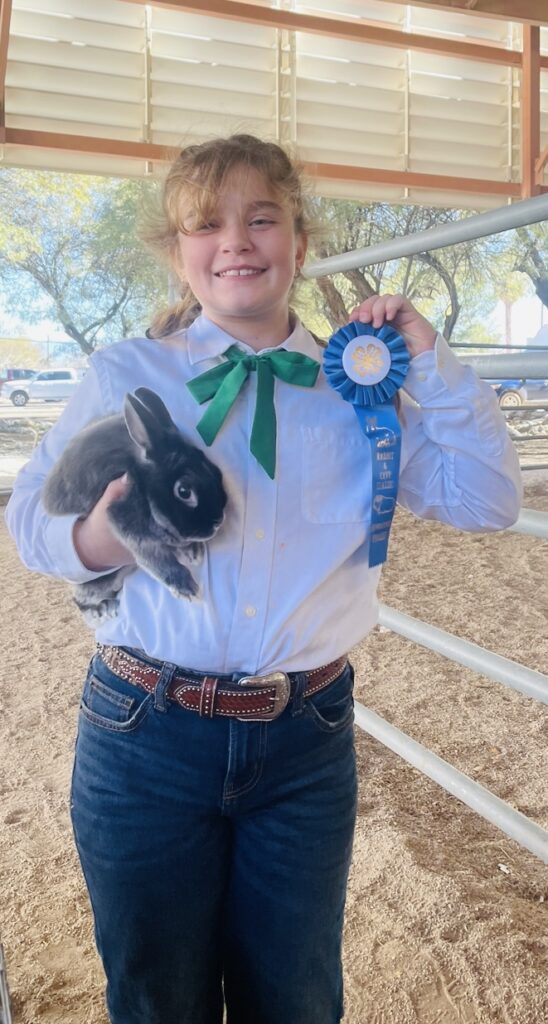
<box><xmin>459</xmin><ymin>351</ymin><xmax>548</xmax><ymax>378</ymax></box>
<box><xmin>378</xmin><ymin>604</ymin><xmax>548</xmax><ymax>705</ymax></box>
<box><xmin>0</xmin><ymin>943</ymin><xmax>12</xmax><ymax>1024</ymax></box>
<box><xmin>303</xmin><ymin>193</ymin><xmax>548</xmax><ymax>278</ymax></box>
<box><xmin>354</xmin><ymin>704</ymin><xmax>548</xmax><ymax>865</ymax></box>
<box><xmin>352</xmin><ymin>603</ymin><xmax>548</xmax><ymax>865</ymax></box>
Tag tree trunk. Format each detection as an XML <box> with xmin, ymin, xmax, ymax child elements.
<box><xmin>533</xmin><ymin>276</ymin><xmax>548</xmax><ymax>308</ymax></box>
<box><xmin>417</xmin><ymin>251</ymin><xmax>460</xmax><ymax>340</ymax></box>
<box><xmin>504</xmin><ymin>298</ymin><xmax>512</xmax><ymax>346</ymax></box>
<box><xmin>315</xmin><ymin>276</ymin><xmax>349</xmax><ymax>330</ymax></box>
<box><xmin>343</xmin><ymin>269</ymin><xmax>376</xmax><ymax>304</ymax></box>
<box><xmin>514</xmin><ymin>227</ymin><xmax>548</xmax><ymax>311</ymax></box>
<box><xmin>313</xmin><ymin>247</ymin><xmax>350</xmax><ymax>328</ymax></box>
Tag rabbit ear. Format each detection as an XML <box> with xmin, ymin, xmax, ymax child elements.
<box><xmin>124</xmin><ymin>389</ymin><xmax>174</xmax><ymax>455</ymax></box>
<box><xmin>133</xmin><ymin>387</ymin><xmax>176</xmax><ymax>431</ymax></box>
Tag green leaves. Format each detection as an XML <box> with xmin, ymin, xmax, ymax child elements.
<box><xmin>0</xmin><ymin>170</ymin><xmax>168</xmax><ymax>354</ymax></box>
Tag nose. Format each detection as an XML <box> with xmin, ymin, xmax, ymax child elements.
<box><xmin>221</xmin><ymin>220</ymin><xmax>253</xmax><ymax>253</ymax></box>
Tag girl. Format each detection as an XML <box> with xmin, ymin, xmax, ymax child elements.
<box><xmin>6</xmin><ymin>134</ymin><xmax>521</xmax><ymax>1024</ymax></box>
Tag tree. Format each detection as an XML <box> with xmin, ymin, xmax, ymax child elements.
<box><xmin>0</xmin><ymin>171</ymin><xmax>168</xmax><ymax>355</ymax></box>
<box><xmin>305</xmin><ymin>198</ymin><xmax>504</xmax><ymax>341</ymax></box>
<box><xmin>0</xmin><ymin>336</ymin><xmax>42</xmax><ymax>368</ymax></box>
<box><xmin>512</xmin><ymin>224</ymin><xmax>548</xmax><ymax>309</ymax></box>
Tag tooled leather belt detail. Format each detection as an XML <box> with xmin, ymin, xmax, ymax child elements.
<box><xmin>96</xmin><ymin>644</ymin><xmax>348</xmax><ymax>722</ymax></box>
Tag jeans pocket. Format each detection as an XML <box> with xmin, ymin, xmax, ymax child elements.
<box><xmin>80</xmin><ymin>666</ymin><xmax>153</xmax><ymax>733</ymax></box>
<box><xmin>303</xmin><ymin>668</ymin><xmax>355</xmax><ymax>734</ymax></box>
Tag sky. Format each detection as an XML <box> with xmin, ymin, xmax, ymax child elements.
<box><xmin>495</xmin><ymin>294</ymin><xmax>546</xmax><ymax>345</ymax></box>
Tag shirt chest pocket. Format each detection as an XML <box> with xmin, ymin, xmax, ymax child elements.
<box><xmin>301</xmin><ymin>426</ymin><xmax>370</xmax><ymax>524</ymax></box>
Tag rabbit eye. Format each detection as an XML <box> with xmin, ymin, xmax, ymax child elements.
<box><xmin>174</xmin><ymin>481</ymin><xmax>198</xmax><ymax>508</ymax></box>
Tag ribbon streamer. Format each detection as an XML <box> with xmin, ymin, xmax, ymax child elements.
<box><xmin>323</xmin><ymin>321</ymin><xmax>410</xmax><ymax>567</ymax></box>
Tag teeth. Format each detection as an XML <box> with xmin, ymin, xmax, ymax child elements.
<box><xmin>219</xmin><ymin>269</ymin><xmax>262</xmax><ymax>277</ymax></box>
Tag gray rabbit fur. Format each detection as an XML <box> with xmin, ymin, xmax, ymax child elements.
<box><xmin>42</xmin><ymin>387</ymin><xmax>227</xmax><ymax>625</ymax></box>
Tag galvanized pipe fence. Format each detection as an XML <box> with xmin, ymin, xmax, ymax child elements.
<box><xmin>303</xmin><ymin>193</ymin><xmax>548</xmax><ymax>279</ymax></box>
<box><xmin>305</xmin><ymin>194</ymin><xmax>548</xmax><ymax>864</ymax></box>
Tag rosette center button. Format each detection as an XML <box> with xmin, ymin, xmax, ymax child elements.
<box><xmin>342</xmin><ymin>337</ymin><xmax>391</xmax><ymax>386</ymax></box>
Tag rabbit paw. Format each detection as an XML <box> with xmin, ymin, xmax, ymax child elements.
<box><xmin>163</xmin><ymin>567</ymin><xmax>201</xmax><ymax>601</ymax></box>
<box><xmin>76</xmin><ymin>598</ymin><xmax>120</xmax><ymax>627</ymax></box>
<box><xmin>175</xmin><ymin>542</ymin><xmax>205</xmax><ymax>566</ymax></box>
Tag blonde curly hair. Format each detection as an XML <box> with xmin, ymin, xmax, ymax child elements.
<box><xmin>143</xmin><ymin>134</ymin><xmax>315</xmax><ymax>339</ymax></box>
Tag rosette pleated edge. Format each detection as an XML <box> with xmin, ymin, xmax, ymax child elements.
<box><xmin>323</xmin><ymin>321</ymin><xmax>410</xmax><ymax>408</ymax></box>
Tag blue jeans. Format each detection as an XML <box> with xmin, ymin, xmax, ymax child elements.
<box><xmin>70</xmin><ymin>650</ymin><xmax>358</xmax><ymax>1024</ymax></box>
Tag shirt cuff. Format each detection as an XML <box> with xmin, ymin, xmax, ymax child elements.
<box><xmin>43</xmin><ymin>513</ymin><xmax>113</xmax><ymax>584</ymax></box>
<box><xmin>403</xmin><ymin>333</ymin><xmax>469</xmax><ymax>403</ymax></box>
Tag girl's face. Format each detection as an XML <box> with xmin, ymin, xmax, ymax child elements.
<box><xmin>176</xmin><ymin>167</ymin><xmax>306</xmax><ymax>348</ymax></box>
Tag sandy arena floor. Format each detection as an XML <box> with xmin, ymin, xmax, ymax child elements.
<box><xmin>1</xmin><ymin>474</ymin><xmax>547</xmax><ymax>1024</ymax></box>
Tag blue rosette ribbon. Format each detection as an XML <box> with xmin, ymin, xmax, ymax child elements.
<box><xmin>323</xmin><ymin>321</ymin><xmax>410</xmax><ymax>567</ymax></box>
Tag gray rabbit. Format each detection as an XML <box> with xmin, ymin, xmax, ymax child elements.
<box><xmin>42</xmin><ymin>387</ymin><xmax>227</xmax><ymax>625</ymax></box>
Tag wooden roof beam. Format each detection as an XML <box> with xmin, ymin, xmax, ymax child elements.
<box><xmin>353</xmin><ymin>0</ymin><xmax>548</xmax><ymax>26</ymax></box>
<box><xmin>308</xmin><ymin>160</ymin><xmax>524</xmax><ymax>197</ymax></box>
<box><xmin>0</xmin><ymin>0</ymin><xmax>12</xmax><ymax>129</ymax></box>
<box><xmin>2</xmin><ymin>127</ymin><xmax>545</xmax><ymax>199</ymax></box>
<box><xmin>0</xmin><ymin>128</ymin><xmax>171</xmax><ymax>162</ymax></box>
<box><xmin>125</xmin><ymin>0</ymin><xmax>530</xmax><ymax>67</ymax></box>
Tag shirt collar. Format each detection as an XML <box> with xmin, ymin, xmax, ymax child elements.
<box><xmin>185</xmin><ymin>313</ymin><xmax>323</xmax><ymax>366</ymax></box>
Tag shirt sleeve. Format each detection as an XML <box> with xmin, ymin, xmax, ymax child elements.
<box><xmin>4</xmin><ymin>361</ymin><xmax>117</xmax><ymax>583</ymax></box>
<box><xmin>397</xmin><ymin>333</ymin><xmax>523</xmax><ymax>531</ymax></box>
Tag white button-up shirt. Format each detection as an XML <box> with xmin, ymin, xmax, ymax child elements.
<box><xmin>5</xmin><ymin>315</ymin><xmax>522</xmax><ymax>675</ymax></box>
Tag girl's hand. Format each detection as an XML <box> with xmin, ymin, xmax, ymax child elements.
<box><xmin>349</xmin><ymin>294</ymin><xmax>436</xmax><ymax>359</ymax></box>
<box><xmin>73</xmin><ymin>475</ymin><xmax>136</xmax><ymax>572</ymax></box>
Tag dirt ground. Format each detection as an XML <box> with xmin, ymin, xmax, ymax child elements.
<box><xmin>1</xmin><ymin>468</ymin><xmax>547</xmax><ymax>1024</ymax></box>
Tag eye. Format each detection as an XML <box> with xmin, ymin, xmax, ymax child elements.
<box><xmin>174</xmin><ymin>481</ymin><xmax>198</xmax><ymax>508</ymax></box>
<box><xmin>250</xmin><ymin>217</ymin><xmax>274</xmax><ymax>227</ymax></box>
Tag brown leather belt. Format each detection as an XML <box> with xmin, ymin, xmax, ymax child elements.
<box><xmin>96</xmin><ymin>644</ymin><xmax>348</xmax><ymax>722</ymax></box>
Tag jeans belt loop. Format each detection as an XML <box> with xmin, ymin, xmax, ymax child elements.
<box><xmin>290</xmin><ymin>671</ymin><xmax>308</xmax><ymax>717</ymax></box>
<box><xmin>154</xmin><ymin>661</ymin><xmax>178</xmax><ymax>713</ymax></box>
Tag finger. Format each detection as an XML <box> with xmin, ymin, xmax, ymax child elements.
<box><xmin>102</xmin><ymin>474</ymin><xmax>129</xmax><ymax>506</ymax></box>
<box><xmin>384</xmin><ymin>294</ymin><xmax>405</xmax><ymax>321</ymax></box>
<box><xmin>370</xmin><ymin>295</ymin><xmax>388</xmax><ymax>327</ymax></box>
<box><xmin>353</xmin><ymin>295</ymin><xmax>379</xmax><ymax>322</ymax></box>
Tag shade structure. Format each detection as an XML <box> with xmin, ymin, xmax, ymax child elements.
<box><xmin>1</xmin><ymin>0</ymin><xmax>547</xmax><ymax>207</ymax></box>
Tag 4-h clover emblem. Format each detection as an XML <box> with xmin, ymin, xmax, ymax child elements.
<box><xmin>352</xmin><ymin>343</ymin><xmax>384</xmax><ymax>377</ymax></box>
<box><xmin>341</xmin><ymin>335</ymin><xmax>391</xmax><ymax>386</ymax></box>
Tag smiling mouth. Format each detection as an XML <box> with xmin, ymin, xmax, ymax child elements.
<box><xmin>216</xmin><ymin>268</ymin><xmax>266</xmax><ymax>278</ymax></box>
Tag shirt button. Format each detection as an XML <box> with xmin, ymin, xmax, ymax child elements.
<box><xmin>255</xmin><ymin>528</ymin><xmax>265</xmax><ymax>540</ymax></box>
<box><xmin>416</xmin><ymin>372</ymin><xmax>427</xmax><ymax>382</ymax></box>
<box><xmin>245</xmin><ymin>605</ymin><xmax>257</xmax><ymax>618</ymax></box>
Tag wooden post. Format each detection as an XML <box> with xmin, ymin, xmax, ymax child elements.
<box><xmin>0</xmin><ymin>0</ymin><xmax>12</xmax><ymax>130</ymax></box>
<box><xmin>521</xmin><ymin>24</ymin><xmax>541</xmax><ymax>198</ymax></box>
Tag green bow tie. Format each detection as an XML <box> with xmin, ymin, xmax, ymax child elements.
<box><xmin>186</xmin><ymin>344</ymin><xmax>320</xmax><ymax>479</ymax></box>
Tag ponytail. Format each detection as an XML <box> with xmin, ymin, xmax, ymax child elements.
<box><xmin>147</xmin><ymin>285</ymin><xmax>201</xmax><ymax>339</ymax></box>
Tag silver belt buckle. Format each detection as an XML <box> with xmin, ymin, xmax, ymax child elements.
<box><xmin>237</xmin><ymin>671</ymin><xmax>291</xmax><ymax>722</ymax></box>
